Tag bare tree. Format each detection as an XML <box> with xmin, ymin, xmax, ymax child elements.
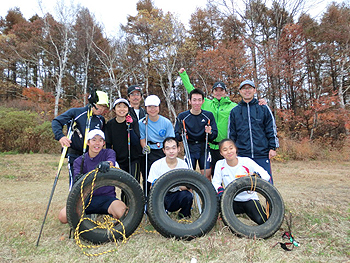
<box><xmin>40</xmin><ymin>1</ymin><xmax>77</xmax><ymax>117</ymax></box>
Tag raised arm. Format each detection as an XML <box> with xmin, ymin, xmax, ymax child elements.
<box><xmin>178</xmin><ymin>68</ymin><xmax>195</xmax><ymax>94</ymax></box>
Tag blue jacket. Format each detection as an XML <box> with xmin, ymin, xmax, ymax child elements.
<box><xmin>229</xmin><ymin>98</ymin><xmax>278</xmax><ymax>159</ymax></box>
<box><xmin>51</xmin><ymin>106</ymin><xmax>105</xmax><ymax>155</ymax></box>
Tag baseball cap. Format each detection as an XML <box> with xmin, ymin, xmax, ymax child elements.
<box><xmin>212</xmin><ymin>81</ymin><xmax>227</xmax><ymax>91</ymax></box>
<box><xmin>112</xmin><ymin>98</ymin><xmax>130</xmax><ymax>109</ymax></box>
<box><xmin>95</xmin><ymin>91</ymin><xmax>109</xmax><ymax>108</ymax></box>
<box><xmin>144</xmin><ymin>95</ymin><xmax>160</xmax><ymax>106</ymax></box>
<box><xmin>239</xmin><ymin>80</ymin><xmax>256</xmax><ymax>90</ymax></box>
<box><xmin>87</xmin><ymin>129</ymin><xmax>105</xmax><ymax>140</ymax></box>
<box><xmin>128</xmin><ymin>85</ymin><xmax>142</xmax><ymax>95</ymax></box>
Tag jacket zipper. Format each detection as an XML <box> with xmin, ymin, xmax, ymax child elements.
<box><xmin>247</xmin><ymin>103</ymin><xmax>254</xmax><ymax>158</ymax></box>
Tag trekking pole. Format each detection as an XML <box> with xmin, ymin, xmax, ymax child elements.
<box><xmin>79</xmin><ymin>87</ymin><xmax>96</xmax><ymax>176</ymax></box>
<box><xmin>144</xmin><ymin>114</ymin><xmax>149</xmax><ymax>216</ymax></box>
<box><xmin>126</xmin><ymin>120</ymin><xmax>132</xmax><ymax>174</ymax></box>
<box><xmin>36</xmin><ymin>121</ymin><xmax>75</xmax><ymax>246</ymax></box>
<box><xmin>179</xmin><ymin>119</ymin><xmax>202</xmax><ymax>214</ymax></box>
<box><xmin>203</xmin><ymin>120</ymin><xmax>210</xmax><ymax>180</ymax></box>
<box><xmin>125</xmin><ymin>114</ymin><xmax>132</xmax><ymax>176</ymax></box>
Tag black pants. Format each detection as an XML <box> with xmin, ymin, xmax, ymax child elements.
<box><xmin>233</xmin><ymin>200</ymin><xmax>268</xmax><ymax>225</ymax></box>
<box><xmin>209</xmin><ymin>149</ymin><xmax>223</xmax><ymax>176</ymax></box>
<box><xmin>141</xmin><ymin>149</ymin><xmax>165</xmax><ymax>197</ymax></box>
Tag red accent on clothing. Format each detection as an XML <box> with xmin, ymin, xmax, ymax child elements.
<box><xmin>242</xmin><ymin>165</ymin><xmax>250</xmax><ymax>174</ymax></box>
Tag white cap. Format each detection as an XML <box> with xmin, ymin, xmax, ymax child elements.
<box><xmin>144</xmin><ymin>95</ymin><xmax>160</xmax><ymax>106</ymax></box>
<box><xmin>87</xmin><ymin>129</ymin><xmax>105</xmax><ymax>140</ymax></box>
<box><xmin>112</xmin><ymin>98</ymin><xmax>130</xmax><ymax>109</ymax></box>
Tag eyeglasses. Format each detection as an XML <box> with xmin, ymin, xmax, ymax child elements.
<box><xmin>129</xmin><ymin>93</ymin><xmax>141</xmax><ymax>97</ymax></box>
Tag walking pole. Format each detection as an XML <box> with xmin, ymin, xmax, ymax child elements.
<box><xmin>203</xmin><ymin>120</ymin><xmax>210</xmax><ymax>180</ymax></box>
<box><xmin>126</xmin><ymin>117</ymin><xmax>132</xmax><ymax>174</ymax></box>
<box><xmin>144</xmin><ymin>114</ymin><xmax>149</xmax><ymax>216</ymax></box>
<box><xmin>79</xmin><ymin>100</ymin><xmax>94</xmax><ymax>175</ymax></box>
<box><xmin>179</xmin><ymin>119</ymin><xmax>202</xmax><ymax>214</ymax></box>
<box><xmin>36</xmin><ymin>121</ymin><xmax>75</xmax><ymax>246</ymax></box>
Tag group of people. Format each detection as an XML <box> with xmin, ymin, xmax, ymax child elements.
<box><xmin>52</xmin><ymin>68</ymin><xmax>279</xmax><ymax>225</ymax></box>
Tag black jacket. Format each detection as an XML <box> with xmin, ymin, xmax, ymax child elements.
<box><xmin>229</xmin><ymin>98</ymin><xmax>278</xmax><ymax>158</ymax></box>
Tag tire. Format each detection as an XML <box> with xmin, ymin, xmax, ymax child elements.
<box><xmin>66</xmin><ymin>168</ymin><xmax>145</xmax><ymax>244</ymax></box>
<box><xmin>221</xmin><ymin>176</ymin><xmax>284</xmax><ymax>239</ymax></box>
<box><xmin>147</xmin><ymin>169</ymin><xmax>218</xmax><ymax>240</ymax></box>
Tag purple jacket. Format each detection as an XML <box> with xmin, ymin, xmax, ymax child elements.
<box><xmin>73</xmin><ymin>148</ymin><xmax>116</xmax><ymax>197</ymax></box>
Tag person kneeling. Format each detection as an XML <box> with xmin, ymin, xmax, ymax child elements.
<box><xmin>58</xmin><ymin>129</ymin><xmax>127</xmax><ymax>224</ymax></box>
<box><xmin>148</xmin><ymin>137</ymin><xmax>193</xmax><ymax>219</ymax></box>
<box><xmin>212</xmin><ymin>139</ymin><xmax>271</xmax><ymax>225</ymax></box>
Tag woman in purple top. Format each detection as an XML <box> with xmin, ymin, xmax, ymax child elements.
<box><xmin>58</xmin><ymin>129</ymin><xmax>127</xmax><ymax>224</ymax></box>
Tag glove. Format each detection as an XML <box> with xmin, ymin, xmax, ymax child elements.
<box><xmin>88</xmin><ymin>87</ymin><xmax>98</xmax><ymax>105</ymax></box>
<box><xmin>97</xmin><ymin>161</ymin><xmax>110</xmax><ymax>173</ymax></box>
<box><xmin>217</xmin><ymin>186</ymin><xmax>224</xmax><ymax>200</ymax></box>
<box><xmin>125</xmin><ymin>114</ymin><xmax>133</xmax><ymax>124</ymax></box>
<box><xmin>73</xmin><ymin>173</ymin><xmax>84</xmax><ymax>185</ymax></box>
<box><xmin>142</xmin><ymin>145</ymin><xmax>151</xmax><ymax>155</ymax></box>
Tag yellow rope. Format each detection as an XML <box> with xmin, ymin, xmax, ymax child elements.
<box><xmin>249</xmin><ymin>174</ymin><xmax>269</xmax><ymax>222</ymax></box>
<box><xmin>73</xmin><ymin>168</ymin><xmax>196</xmax><ymax>256</ymax></box>
<box><xmin>73</xmin><ymin>167</ymin><xmax>128</xmax><ymax>257</ymax></box>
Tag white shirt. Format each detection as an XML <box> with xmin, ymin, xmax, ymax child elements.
<box><xmin>212</xmin><ymin>157</ymin><xmax>271</xmax><ymax>202</ymax></box>
<box><xmin>134</xmin><ymin>108</ymin><xmax>140</xmax><ymax>120</ymax></box>
<box><xmin>148</xmin><ymin>157</ymin><xmax>189</xmax><ymax>192</ymax></box>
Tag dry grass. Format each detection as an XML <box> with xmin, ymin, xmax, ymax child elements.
<box><xmin>0</xmin><ymin>153</ymin><xmax>349</xmax><ymax>263</ymax></box>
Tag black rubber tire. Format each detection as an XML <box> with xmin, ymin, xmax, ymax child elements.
<box><xmin>147</xmin><ymin>169</ymin><xmax>218</xmax><ymax>240</ymax></box>
<box><xmin>66</xmin><ymin>168</ymin><xmax>145</xmax><ymax>244</ymax></box>
<box><xmin>221</xmin><ymin>176</ymin><xmax>284</xmax><ymax>239</ymax></box>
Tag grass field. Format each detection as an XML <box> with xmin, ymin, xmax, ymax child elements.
<box><xmin>0</xmin><ymin>153</ymin><xmax>349</xmax><ymax>263</ymax></box>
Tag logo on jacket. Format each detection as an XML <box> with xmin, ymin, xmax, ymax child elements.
<box><xmin>201</xmin><ymin>119</ymin><xmax>206</xmax><ymax>123</ymax></box>
<box><xmin>159</xmin><ymin>129</ymin><xmax>166</xmax><ymax>137</ymax></box>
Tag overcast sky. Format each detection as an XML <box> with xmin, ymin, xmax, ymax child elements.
<box><xmin>0</xmin><ymin>0</ymin><xmax>347</xmax><ymax>36</ymax></box>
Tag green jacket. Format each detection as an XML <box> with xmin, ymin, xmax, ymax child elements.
<box><xmin>180</xmin><ymin>70</ymin><xmax>237</xmax><ymax>150</ymax></box>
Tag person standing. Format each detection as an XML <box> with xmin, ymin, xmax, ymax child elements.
<box><xmin>51</xmin><ymin>91</ymin><xmax>109</xmax><ymax>189</ymax></box>
<box><xmin>127</xmin><ymin>85</ymin><xmax>146</xmax><ymax>183</ymax></box>
<box><xmin>148</xmin><ymin>137</ymin><xmax>193</xmax><ymax>219</ymax></box>
<box><xmin>229</xmin><ymin>80</ymin><xmax>278</xmax><ymax>184</ymax></box>
<box><xmin>127</xmin><ymin>85</ymin><xmax>146</xmax><ymax>121</ymax></box>
<box><xmin>175</xmin><ymin>88</ymin><xmax>218</xmax><ymax>181</ymax></box>
<box><xmin>178</xmin><ymin>68</ymin><xmax>237</xmax><ymax>175</ymax></box>
<box><xmin>139</xmin><ymin>95</ymin><xmax>175</xmax><ymax>194</ymax></box>
<box><xmin>105</xmin><ymin>98</ymin><xmax>140</xmax><ymax>181</ymax></box>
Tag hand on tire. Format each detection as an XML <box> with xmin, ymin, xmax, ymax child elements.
<box><xmin>97</xmin><ymin>161</ymin><xmax>110</xmax><ymax>173</ymax></box>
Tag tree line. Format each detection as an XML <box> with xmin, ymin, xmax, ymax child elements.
<box><xmin>0</xmin><ymin>0</ymin><xmax>349</xmax><ymax>146</ymax></box>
